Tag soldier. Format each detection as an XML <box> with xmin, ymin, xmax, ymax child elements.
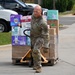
<box><xmin>31</xmin><ymin>5</ymin><xmax>49</xmax><ymax>73</ymax></box>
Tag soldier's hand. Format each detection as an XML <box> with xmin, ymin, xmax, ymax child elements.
<box><xmin>42</xmin><ymin>47</ymin><xmax>49</xmax><ymax>53</ymax></box>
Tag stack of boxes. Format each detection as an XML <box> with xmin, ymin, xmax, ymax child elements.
<box><xmin>47</xmin><ymin>10</ymin><xmax>59</xmax><ymax>61</ymax></box>
<box><xmin>10</xmin><ymin>14</ymin><xmax>31</xmax><ymax>59</ymax></box>
<box><xmin>21</xmin><ymin>16</ymin><xmax>31</xmax><ymax>46</ymax></box>
<box><xmin>11</xmin><ymin>10</ymin><xmax>59</xmax><ymax>64</ymax></box>
<box><xmin>47</xmin><ymin>10</ymin><xmax>59</xmax><ymax>36</ymax></box>
<box><xmin>49</xmin><ymin>28</ymin><xmax>58</xmax><ymax>60</ymax></box>
<box><xmin>47</xmin><ymin>20</ymin><xmax>59</xmax><ymax>36</ymax></box>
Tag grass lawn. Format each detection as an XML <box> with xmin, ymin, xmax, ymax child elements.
<box><xmin>71</xmin><ymin>4</ymin><xmax>75</xmax><ymax>14</ymax></box>
<box><xmin>0</xmin><ymin>32</ymin><xmax>11</xmax><ymax>45</ymax></box>
<box><xmin>59</xmin><ymin>11</ymin><xmax>72</xmax><ymax>15</ymax></box>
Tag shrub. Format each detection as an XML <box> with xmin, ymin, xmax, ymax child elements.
<box><xmin>56</xmin><ymin>0</ymin><xmax>68</xmax><ymax>12</ymax></box>
<box><xmin>41</xmin><ymin>0</ymin><xmax>53</xmax><ymax>9</ymax></box>
<box><xmin>67</xmin><ymin>0</ymin><xmax>74</xmax><ymax>11</ymax></box>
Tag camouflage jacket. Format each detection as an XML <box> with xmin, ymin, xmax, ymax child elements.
<box><xmin>31</xmin><ymin>15</ymin><xmax>49</xmax><ymax>48</ymax></box>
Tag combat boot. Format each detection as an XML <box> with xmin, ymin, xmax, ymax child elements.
<box><xmin>35</xmin><ymin>68</ymin><xmax>42</xmax><ymax>73</ymax></box>
<box><xmin>33</xmin><ymin>66</ymin><xmax>37</xmax><ymax>70</ymax></box>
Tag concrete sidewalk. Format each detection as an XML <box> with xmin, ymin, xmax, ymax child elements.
<box><xmin>59</xmin><ymin>23</ymin><xmax>75</xmax><ymax>66</ymax></box>
<box><xmin>0</xmin><ymin>44</ymin><xmax>12</xmax><ymax>50</ymax></box>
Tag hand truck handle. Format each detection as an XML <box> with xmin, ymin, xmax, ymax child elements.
<box><xmin>23</xmin><ymin>29</ymin><xmax>30</xmax><ymax>37</ymax></box>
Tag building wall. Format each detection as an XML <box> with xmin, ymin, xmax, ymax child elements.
<box><xmin>22</xmin><ymin>0</ymin><xmax>42</xmax><ymax>5</ymax></box>
<box><xmin>38</xmin><ymin>0</ymin><xmax>42</xmax><ymax>5</ymax></box>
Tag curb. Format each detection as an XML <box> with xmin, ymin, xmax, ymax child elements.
<box><xmin>60</xmin><ymin>14</ymin><xmax>75</xmax><ymax>17</ymax></box>
<box><xmin>0</xmin><ymin>44</ymin><xmax>11</xmax><ymax>48</ymax></box>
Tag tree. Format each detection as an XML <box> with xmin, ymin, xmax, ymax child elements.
<box><xmin>56</xmin><ymin>0</ymin><xmax>68</xmax><ymax>12</ymax></box>
<box><xmin>41</xmin><ymin>0</ymin><xmax>53</xmax><ymax>9</ymax></box>
<box><xmin>67</xmin><ymin>0</ymin><xmax>74</xmax><ymax>10</ymax></box>
<box><xmin>53</xmin><ymin>0</ymin><xmax>56</xmax><ymax>9</ymax></box>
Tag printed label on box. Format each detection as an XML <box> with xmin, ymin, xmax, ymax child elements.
<box><xmin>12</xmin><ymin>26</ymin><xmax>23</xmax><ymax>36</ymax></box>
<box><xmin>10</xmin><ymin>14</ymin><xmax>21</xmax><ymax>26</ymax></box>
<box><xmin>47</xmin><ymin>10</ymin><xmax>58</xmax><ymax>20</ymax></box>
<box><xmin>12</xmin><ymin>36</ymin><xmax>26</xmax><ymax>45</ymax></box>
<box><xmin>11</xmin><ymin>15</ymin><xmax>32</xmax><ymax>46</ymax></box>
<box><xmin>12</xmin><ymin>26</ymin><xmax>19</xmax><ymax>36</ymax></box>
<box><xmin>21</xmin><ymin>16</ymin><xmax>31</xmax><ymax>36</ymax></box>
<box><xmin>21</xmin><ymin>16</ymin><xmax>31</xmax><ymax>28</ymax></box>
<box><xmin>51</xmin><ymin>23</ymin><xmax>56</xmax><ymax>27</ymax></box>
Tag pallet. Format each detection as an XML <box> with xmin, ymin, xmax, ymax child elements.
<box><xmin>20</xmin><ymin>49</ymin><xmax>48</xmax><ymax>66</ymax></box>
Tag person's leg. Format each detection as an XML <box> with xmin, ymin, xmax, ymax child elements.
<box><xmin>32</xmin><ymin>38</ymin><xmax>44</xmax><ymax>73</ymax></box>
<box><xmin>32</xmin><ymin>49</ymin><xmax>42</xmax><ymax>73</ymax></box>
<box><xmin>32</xmin><ymin>49</ymin><xmax>41</xmax><ymax>68</ymax></box>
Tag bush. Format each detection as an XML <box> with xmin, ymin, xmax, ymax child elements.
<box><xmin>56</xmin><ymin>0</ymin><xmax>68</xmax><ymax>12</ymax></box>
<box><xmin>67</xmin><ymin>0</ymin><xmax>74</xmax><ymax>11</ymax></box>
<box><xmin>42</xmin><ymin>0</ymin><xmax>74</xmax><ymax>12</ymax></box>
<box><xmin>41</xmin><ymin>0</ymin><xmax>53</xmax><ymax>9</ymax></box>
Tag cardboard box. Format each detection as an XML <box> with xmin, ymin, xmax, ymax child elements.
<box><xmin>47</xmin><ymin>20</ymin><xmax>59</xmax><ymax>36</ymax></box>
<box><xmin>50</xmin><ymin>44</ymin><xmax>56</xmax><ymax>49</ymax></box>
<box><xmin>12</xmin><ymin>45</ymin><xmax>30</xmax><ymax>59</ymax></box>
<box><xmin>12</xmin><ymin>36</ymin><xmax>27</xmax><ymax>46</ymax></box>
<box><xmin>48</xmin><ymin>28</ymin><xmax>58</xmax><ymax>60</ymax></box>
<box><xmin>49</xmin><ymin>28</ymin><xmax>56</xmax><ymax>35</ymax></box>
<box><xmin>10</xmin><ymin>14</ymin><xmax>21</xmax><ymax>26</ymax></box>
<box><xmin>47</xmin><ymin>10</ymin><xmax>58</xmax><ymax>20</ymax></box>
<box><xmin>49</xmin><ymin>35</ymin><xmax>58</xmax><ymax>44</ymax></box>
<box><xmin>50</xmin><ymin>35</ymin><xmax>56</xmax><ymax>40</ymax></box>
<box><xmin>50</xmin><ymin>40</ymin><xmax>56</xmax><ymax>44</ymax></box>
<box><xmin>49</xmin><ymin>43</ymin><xmax>58</xmax><ymax>59</ymax></box>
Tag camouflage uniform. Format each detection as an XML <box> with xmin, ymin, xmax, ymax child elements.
<box><xmin>30</xmin><ymin>15</ymin><xmax>49</xmax><ymax>69</ymax></box>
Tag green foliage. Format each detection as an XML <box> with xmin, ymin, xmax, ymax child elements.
<box><xmin>55</xmin><ymin>0</ymin><xmax>68</xmax><ymax>12</ymax></box>
<box><xmin>42</xmin><ymin>0</ymin><xmax>75</xmax><ymax>12</ymax></box>
<box><xmin>41</xmin><ymin>0</ymin><xmax>53</xmax><ymax>9</ymax></box>
<box><xmin>67</xmin><ymin>0</ymin><xmax>74</xmax><ymax>10</ymax></box>
<box><xmin>73</xmin><ymin>0</ymin><xmax>75</xmax><ymax>3</ymax></box>
<box><xmin>71</xmin><ymin>4</ymin><xmax>75</xmax><ymax>14</ymax></box>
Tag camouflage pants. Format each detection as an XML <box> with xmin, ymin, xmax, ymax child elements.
<box><xmin>31</xmin><ymin>37</ymin><xmax>44</xmax><ymax>68</ymax></box>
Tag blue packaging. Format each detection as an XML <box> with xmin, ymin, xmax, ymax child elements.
<box><xmin>10</xmin><ymin>14</ymin><xmax>21</xmax><ymax>26</ymax></box>
<box><xmin>47</xmin><ymin>10</ymin><xmax>58</xmax><ymax>20</ymax></box>
<box><xmin>26</xmin><ymin>37</ymin><xmax>31</xmax><ymax>46</ymax></box>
